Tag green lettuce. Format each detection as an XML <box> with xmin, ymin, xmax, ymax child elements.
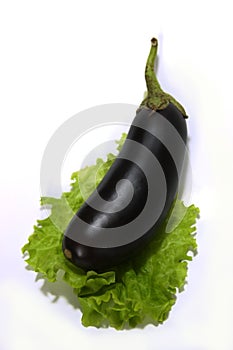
<box><xmin>22</xmin><ymin>133</ymin><xmax>199</xmax><ymax>330</ymax></box>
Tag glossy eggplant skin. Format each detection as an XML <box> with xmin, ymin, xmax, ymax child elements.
<box><xmin>62</xmin><ymin>102</ymin><xmax>187</xmax><ymax>272</ymax></box>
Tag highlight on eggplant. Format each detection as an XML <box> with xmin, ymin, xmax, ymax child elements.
<box><xmin>62</xmin><ymin>38</ymin><xmax>188</xmax><ymax>272</ymax></box>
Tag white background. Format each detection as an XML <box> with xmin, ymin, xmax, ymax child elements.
<box><xmin>1</xmin><ymin>0</ymin><xmax>233</xmax><ymax>349</ymax></box>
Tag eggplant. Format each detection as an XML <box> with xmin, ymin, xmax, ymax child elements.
<box><xmin>62</xmin><ymin>38</ymin><xmax>188</xmax><ymax>271</ymax></box>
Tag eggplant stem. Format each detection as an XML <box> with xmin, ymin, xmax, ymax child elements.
<box><xmin>139</xmin><ymin>38</ymin><xmax>187</xmax><ymax>118</ymax></box>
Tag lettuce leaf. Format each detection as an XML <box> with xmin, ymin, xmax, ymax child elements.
<box><xmin>22</xmin><ymin>133</ymin><xmax>199</xmax><ymax>329</ymax></box>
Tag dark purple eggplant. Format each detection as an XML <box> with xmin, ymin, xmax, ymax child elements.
<box><xmin>62</xmin><ymin>38</ymin><xmax>188</xmax><ymax>271</ymax></box>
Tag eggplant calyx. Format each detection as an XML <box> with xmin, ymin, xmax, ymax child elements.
<box><xmin>139</xmin><ymin>38</ymin><xmax>188</xmax><ymax>118</ymax></box>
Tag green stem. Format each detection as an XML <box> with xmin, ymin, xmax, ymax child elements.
<box><xmin>139</xmin><ymin>38</ymin><xmax>187</xmax><ymax>118</ymax></box>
